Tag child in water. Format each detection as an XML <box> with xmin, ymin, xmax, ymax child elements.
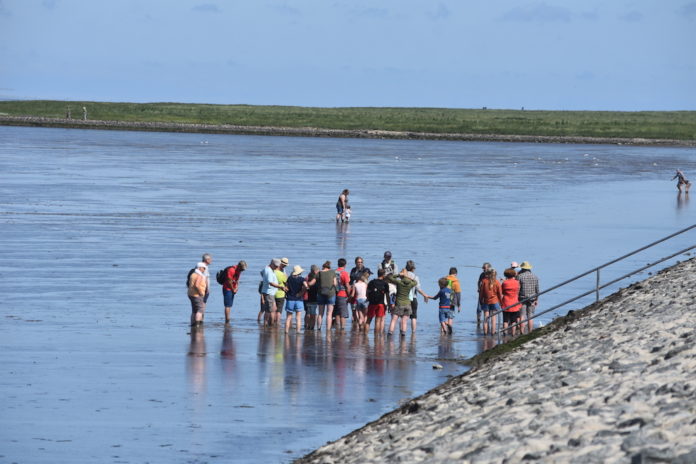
<box><xmin>344</xmin><ymin>206</ymin><xmax>351</xmax><ymax>222</ymax></box>
<box><xmin>425</xmin><ymin>278</ymin><xmax>454</xmax><ymax>334</ymax></box>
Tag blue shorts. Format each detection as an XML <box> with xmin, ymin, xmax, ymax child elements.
<box><xmin>222</xmin><ymin>289</ymin><xmax>236</xmax><ymax>307</ymax></box>
<box><xmin>305</xmin><ymin>303</ymin><xmax>318</xmax><ymax>315</ymax></box>
<box><xmin>285</xmin><ymin>300</ymin><xmax>304</xmax><ymax>313</ymax></box>
<box><xmin>439</xmin><ymin>308</ymin><xmax>454</xmax><ymax>323</ymax></box>
<box><xmin>356</xmin><ymin>298</ymin><xmax>368</xmax><ymax>311</ymax></box>
<box><xmin>317</xmin><ymin>294</ymin><xmax>336</xmax><ymax>305</ymax></box>
<box><xmin>481</xmin><ymin>303</ymin><xmax>501</xmax><ymax>313</ymax></box>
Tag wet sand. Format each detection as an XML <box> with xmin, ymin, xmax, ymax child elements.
<box><xmin>1</xmin><ymin>125</ymin><xmax>695</xmax><ymax>462</ymax></box>
<box><xmin>1</xmin><ymin>115</ymin><xmax>694</xmax><ymax>146</ymax></box>
<box><xmin>297</xmin><ymin>258</ymin><xmax>696</xmax><ymax>463</ymax></box>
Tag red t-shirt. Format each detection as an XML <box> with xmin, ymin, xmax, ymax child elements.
<box><xmin>336</xmin><ymin>267</ymin><xmax>350</xmax><ymax>298</ymax></box>
<box><xmin>501</xmin><ymin>279</ymin><xmax>521</xmax><ymax>311</ymax></box>
<box><xmin>223</xmin><ymin>265</ymin><xmax>242</xmax><ymax>292</ymax></box>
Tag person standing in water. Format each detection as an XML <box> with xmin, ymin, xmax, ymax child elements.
<box><xmin>336</xmin><ymin>189</ymin><xmax>350</xmax><ymax>222</ymax></box>
<box><xmin>673</xmin><ymin>170</ymin><xmax>691</xmax><ymax>193</ymax></box>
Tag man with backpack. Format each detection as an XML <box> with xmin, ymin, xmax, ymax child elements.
<box><xmin>366</xmin><ymin>269</ymin><xmax>390</xmax><ymax>333</ymax></box>
<box><xmin>188</xmin><ymin>262</ymin><xmax>209</xmax><ymax>327</ymax></box>
<box><xmin>217</xmin><ymin>260</ymin><xmax>247</xmax><ymax>324</ymax></box>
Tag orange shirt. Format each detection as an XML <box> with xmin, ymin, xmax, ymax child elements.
<box><xmin>479</xmin><ymin>279</ymin><xmax>502</xmax><ymax>304</ymax></box>
<box><xmin>446</xmin><ymin>275</ymin><xmax>461</xmax><ymax>292</ymax></box>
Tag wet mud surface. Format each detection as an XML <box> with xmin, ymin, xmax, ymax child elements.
<box><xmin>0</xmin><ymin>126</ymin><xmax>694</xmax><ymax>462</ymax></box>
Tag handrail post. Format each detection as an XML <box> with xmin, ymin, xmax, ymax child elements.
<box><xmin>595</xmin><ymin>269</ymin><xmax>600</xmax><ymax>303</ymax></box>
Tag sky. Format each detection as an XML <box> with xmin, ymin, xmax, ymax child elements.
<box><xmin>0</xmin><ymin>0</ymin><xmax>695</xmax><ymax>111</ymax></box>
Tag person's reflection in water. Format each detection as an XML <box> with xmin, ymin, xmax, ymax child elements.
<box><xmin>335</xmin><ymin>220</ymin><xmax>350</xmax><ymax>252</ymax></box>
<box><xmin>220</xmin><ymin>325</ymin><xmax>237</xmax><ymax>381</ymax></box>
<box><xmin>677</xmin><ymin>191</ymin><xmax>690</xmax><ymax>211</ymax></box>
<box><xmin>438</xmin><ymin>334</ymin><xmax>454</xmax><ymax>359</ymax></box>
<box><xmin>283</xmin><ymin>333</ymin><xmax>304</xmax><ymax>399</ymax></box>
<box><xmin>186</xmin><ymin>327</ymin><xmax>207</xmax><ymax>396</ymax></box>
<box><xmin>370</xmin><ymin>332</ymin><xmax>386</xmax><ymax>375</ymax></box>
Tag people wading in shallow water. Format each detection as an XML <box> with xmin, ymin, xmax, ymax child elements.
<box><xmin>336</xmin><ymin>189</ymin><xmax>350</xmax><ymax>222</ymax></box>
<box><xmin>479</xmin><ymin>268</ymin><xmax>503</xmax><ymax>336</ymax></box>
<box><xmin>673</xmin><ymin>170</ymin><xmax>691</xmax><ymax>193</ymax></box>
<box><xmin>188</xmin><ymin>262</ymin><xmax>209</xmax><ymax>327</ymax></box>
<box><xmin>518</xmin><ymin>261</ymin><xmax>540</xmax><ymax>334</ymax></box>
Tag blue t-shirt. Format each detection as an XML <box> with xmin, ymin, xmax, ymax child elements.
<box><xmin>433</xmin><ymin>288</ymin><xmax>452</xmax><ymax>307</ymax></box>
<box><xmin>260</xmin><ymin>266</ymin><xmax>278</xmax><ymax>295</ymax></box>
<box><xmin>286</xmin><ymin>275</ymin><xmax>305</xmax><ymax>301</ymax></box>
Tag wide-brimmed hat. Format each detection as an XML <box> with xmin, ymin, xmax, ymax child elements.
<box><xmin>271</xmin><ymin>258</ymin><xmax>281</xmax><ymax>266</ymax></box>
<box><xmin>291</xmin><ymin>265</ymin><xmax>304</xmax><ymax>276</ymax></box>
<box><xmin>520</xmin><ymin>261</ymin><xmax>532</xmax><ymax>270</ymax></box>
<box><xmin>511</xmin><ymin>261</ymin><xmax>519</xmax><ymax>268</ymax></box>
<box><xmin>280</xmin><ymin>257</ymin><xmax>289</xmax><ymax>266</ymax></box>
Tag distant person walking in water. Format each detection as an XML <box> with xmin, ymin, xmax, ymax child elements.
<box><xmin>336</xmin><ymin>189</ymin><xmax>350</xmax><ymax>222</ymax></box>
<box><xmin>518</xmin><ymin>261</ymin><xmax>540</xmax><ymax>333</ymax></box>
<box><xmin>188</xmin><ymin>262</ymin><xmax>209</xmax><ymax>327</ymax></box>
<box><xmin>672</xmin><ymin>170</ymin><xmax>691</xmax><ymax>193</ymax></box>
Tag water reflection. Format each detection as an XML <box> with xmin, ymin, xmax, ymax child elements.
<box><xmin>220</xmin><ymin>326</ymin><xmax>237</xmax><ymax>384</ymax></box>
<box><xmin>335</xmin><ymin>221</ymin><xmax>350</xmax><ymax>252</ymax></box>
<box><xmin>676</xmin><ymin>192</ymin><xmax>690</xmax><ymax>211</ymax></box>
<box><xmin>186</xmin><ymin>327</ymin><xmax>207</xmax><ymax>396</ymax></box>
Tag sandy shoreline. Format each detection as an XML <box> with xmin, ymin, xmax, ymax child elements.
<box><xmin>1</xmin><ymin>115</ymin><xmax>694</xmax><ymax>147</ymax></box>
<box><xmin>297</xmin><ymin>258</ymin><xmax>696</xmax><ymax>463</ymax></box>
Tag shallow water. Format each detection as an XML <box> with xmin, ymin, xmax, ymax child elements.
<box><xmin>1</xmin><ymin>126</ymin><xmax>694</xmax><ymax>462</ymax></box>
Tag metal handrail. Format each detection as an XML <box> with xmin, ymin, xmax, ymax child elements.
<box><xmin>483</xmin><ymin>224</ymin><xmax>696</xmax><ymax>338</ymax></box>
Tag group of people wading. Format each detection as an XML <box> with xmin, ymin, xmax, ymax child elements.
<box><xmin>187</xmin><ymin>251</ymin><xmax>541</xmax><ymax>337</ymax></box>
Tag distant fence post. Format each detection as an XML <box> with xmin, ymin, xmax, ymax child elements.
<box><xmin>595</xmin><ymin>269</ymin><xmax>600</xmax><ymax>302</ymax></box>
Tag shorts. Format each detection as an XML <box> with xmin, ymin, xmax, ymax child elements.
<box><xmin>356</xmin><ymin>298</ymin><xmax>368</xmax><ymax>311</ymax></box>
<box><xmin>393</xmin><ymin>304</ymin><xmax>412</xmax><ymax>317</ymax></box>
<box><xmin>336</xmin><ymin>202</ymin><xmax>344</xmax><ymax>214</ymax></box>
<box><xmin>334</xmin><ymin>296</ymin><xmax>349</xmax><ymax>318</ymax></box>
<box><xmin>189</xmin><ymin>296</ymin><xmax>205</xmax><ymax>315</ymax></box>
<box><xmin>285</xmin><ymin>300</ymin><xmax>304</xmax><ymax>313</ymax></box>
<box><xmin>410</xmin><ymin>298</ymin><xmax>418</xmax><ymax>319</ymax></box>
<box><xmin>521</xmin><ymin>301</ymin><xmax>536</xmax><ymax>319</ymax></box>
<box><xmin>503</xmin><ymin>311</ymin><xmax>519</xmax><ymax>324</ymax></box>
<box><xmin>317</xmin><ymin>294</ymin><xmax>336</xmax><ymax>305</ymax></box>
<box><xmin>275</xmin><ymin>297</ymin><xmax>286</xmax><ymax>313</ymax></box>
<box><xmin>367</xmin><ymin>304</ymin><xmax>386</xmax><ymax>318</ymax></box>
<box><xmin>305</xmin><ymin>303</ymin><xmax>318</xmax><ymax>315</ymax></box>
<box><xmin>481</xmin><ymin>303</ymin><xmax>501</xmax><ymax>313</ymax></box>
<box><xmin>261</xmin><ymin>293</ymin><xmax>276</xmax><ymax>313</ymax></box>
<box><xmin>438</xmin><ymin>308</ymin><xmax>454</xmax><ymax>323</ymax></box>
<box><xmin>222</xmin><ymin>289</ymin><xmax>236</xmax><ymax>307</ymax></box>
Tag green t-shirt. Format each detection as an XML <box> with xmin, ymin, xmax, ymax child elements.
<box><xmin>275</xmin><ymin>269</ymin><xmax>287</xmax><ymax>298</ymax></box>
<box><xmin>386</xmin><ymin>275</ymin><xmax>417</xmax><ymax>307</ymax></box>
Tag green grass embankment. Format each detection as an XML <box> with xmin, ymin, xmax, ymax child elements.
<box><xmin>0</xmin><ymin>100</ymin><xmax>695</xmax><ymax>142</ymax></box>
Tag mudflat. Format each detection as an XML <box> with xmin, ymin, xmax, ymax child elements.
<box><xmin>298</xmin><ymin>258</ymin><xmax>696</xmax><ymax>463</ymax></box>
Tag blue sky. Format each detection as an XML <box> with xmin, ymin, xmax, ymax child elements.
<box><xmin>1</xmin><ymin>0</ymin><xmax>694</xmax><ymax>110</ymax></box>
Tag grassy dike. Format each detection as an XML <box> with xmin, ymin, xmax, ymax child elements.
<box><xmin>1</xmin><ymin>100</ymin><xmax>695</xmax><ymax>144</ymax></box>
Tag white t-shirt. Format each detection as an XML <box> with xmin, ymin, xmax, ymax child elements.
<box><xmin>354</xmin><ymin>280</ymin><xmax>367</xmax><ymax>300</ymax></box>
